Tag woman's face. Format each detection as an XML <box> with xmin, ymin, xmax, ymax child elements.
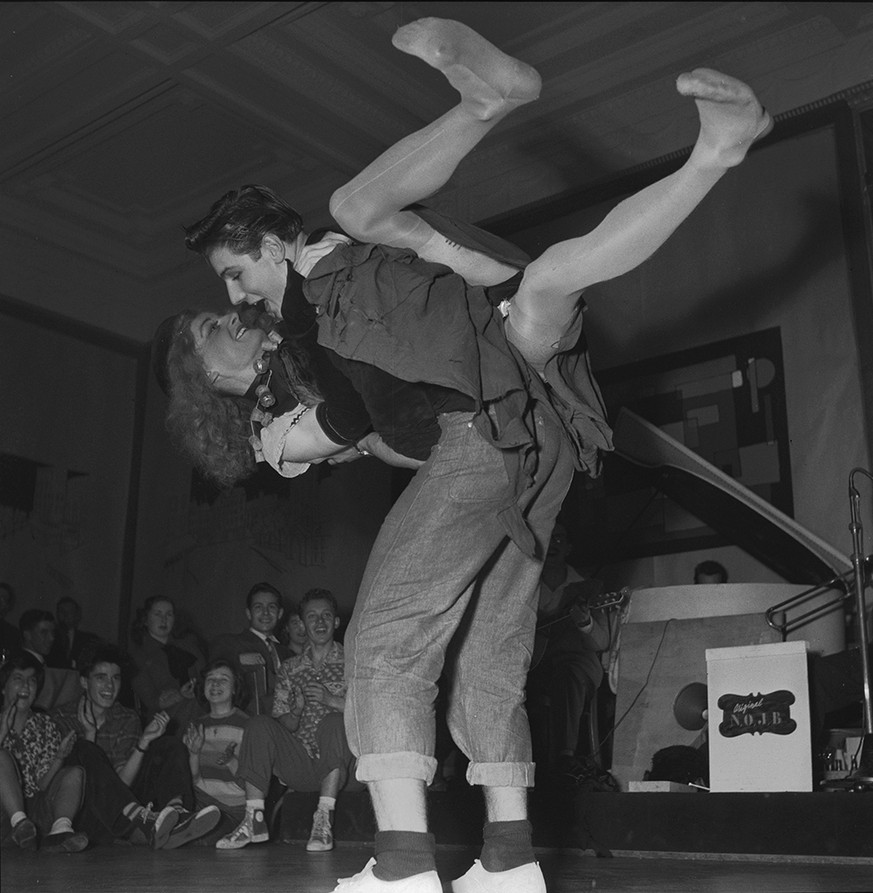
<box><xmin>146</xmin><ymin>600</ymin><xmax>175</xmax><ymax>642</ymax></box>
<box><xmin>2</xmin><ymin>667</ymin><xmax>38</xmax><ymax>712</ymax></box>
<box><xmin>286</xmin><ymin>614</ymin><xmax>307</xmax><ymax>651</ymax></box>
<box><xmin>190</xmin><ymin>310</ymin><xmax>273</xmax><ymax>392</ymax></box>
<box><xmin>204</xmin><ymin>667</ymin><xmax>235</xmax><ymax>709</ymax></box>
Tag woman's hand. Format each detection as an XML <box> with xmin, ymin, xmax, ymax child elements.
<box><xmin>180</xmin><ymin>679</ymin><xmax>196</xmax><ymax>700</ymax></box>
<box><xmin>182</xmin><ymin>722</ymin><xmax>204</xmax><ymax>755</ymax></box>
<box><xmin>57</xmin><ymin>730</ymin><xmax>77</xmax><ymax>761</ymax></box>
<box><xmin>293</xmin><ymin>233</ymin><xmax>351</xmax><ymax>278</ymax></box>
<box><xmin>0</xmin><ymin>700</ymin><xmax>17</xmax><ymax>743</ymax></box>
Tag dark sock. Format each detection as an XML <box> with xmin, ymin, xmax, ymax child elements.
<box><xmin>480</xmin><ymin>819</ymin><xmax>535</xmax><ymax>872</ymax></box>
<box><xmin>372</xmin><ymin>831</ymin><xmax>436</xmax><ymax>881</ymax></box>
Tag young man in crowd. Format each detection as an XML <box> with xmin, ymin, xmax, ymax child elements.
<box><xmin>47</xmin><ymin>597</ymin><xmax>101</xmax><ymax>670</ymax></box>
<box><xmin>210</xmin><ymin>582</ymin><xmax>290</xmax><ymax>715</ymax></box>
<box><xmin>216</xmin><ymin>588</ymin><xmax>353</xmax><ymax>853</ymax></box>
<box><xmin>18</xmin><ymin>609</ymin><xmax>56</xmax><ymax>667</ymax></box>
<box><xmin>50</xmin><ymin>643</ymin><xmax>219</xmax><ymax>848</ymax></box>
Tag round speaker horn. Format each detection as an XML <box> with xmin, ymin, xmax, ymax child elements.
<box><xmin>673</xmin><ymin>682</ymin><xmax>709</xmax><ymax>730</ymax></box>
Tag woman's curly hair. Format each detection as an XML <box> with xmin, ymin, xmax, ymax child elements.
<box><xmin>165</xmin><ymin>310</ymin><xmax>256</xmax><ymax>488</ymax></box>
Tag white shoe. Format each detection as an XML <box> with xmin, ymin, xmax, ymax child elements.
<box><xmin>306</xmin><ymin>807</ymin><xmax>334</xmax><ymax>852</ymax></box>
<box><xmin>452</xmin><ymin>860</ymin><xmax>546</xmax><ymax>893</ymax></box>
<box><xmin>215</xmin><ymin>809</ymin><xmax>269</xmax><ymax>850</ymax></box>
<box><xmin>334</xmin><ymin>857</ymin><xmax>442</xmax><ymax>892</ymax></box>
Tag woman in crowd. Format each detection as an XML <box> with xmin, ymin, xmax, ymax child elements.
<box><xmin>0</xmin><ymin>653</ymin><xmax>88</xmax><ymax>852</ymax></box>
<box><xmin>183</xmin><ymin>659</ymin><xmax>250</xmax><ymax>843</ymax></box>
<box><xmin>129</xmin><ymin>596</ymin><xmax>205</xmax><ymax>734</ymax></box>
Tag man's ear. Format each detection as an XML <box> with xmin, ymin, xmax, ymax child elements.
<box><xmin>79</xmin><ymin>676</ymin><xmax>88</xmax><ymax>694</ymax></box>
<box><xmin>245</xmin><ymin>608</ymin><xmax>252</xmax><ymax>625</ymax></box>
<box><xmin>333</xmin><ymin>615</ymin><xmax>340</xmax><ymax>631</ymax></box>
<box><xmin>261</xmin><ymin>233</ymin><xmax>287</xmax><ymax>262</ymax></box>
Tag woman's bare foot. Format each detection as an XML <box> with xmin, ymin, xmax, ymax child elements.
<box><xmin>677</xmin><ymin>68</ymin><xmax>773</xmax><ymax>168</ymax></box>
<box><xmin>392</xmin><ymin>17</ymin><xmax>541</xmax><ymax>120</ymax></box>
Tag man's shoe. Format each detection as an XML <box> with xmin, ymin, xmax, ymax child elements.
<box><xmin>452</xmin><ymin>859</ymin><xmax>546</xmax><ymax>893</ymax></box>
<box><xmin>11</xmin><ymin>817</ymin><xmax>37</xmax><ymax>850</ymax></box>
<box><xmin>306</xmin><ymin>807</ymin><xmax>334</xmax><ymax>852</ymax></box>
<box><xmin>163</xmin><ymin>805</ymin><xmax>221</xmax><ymax>849</ymax></box>
<box><xmin>42</xmin><ymin>830</ymin><xmax>89</xmax><ymax>853</ymax></box>
<box><xmin>127</xmin><ymin>804</ymin><xmax>179</xmax><ymax>849</ymax></box>
<box><xmin>216</xmin><ymin>809</ymin><xmax>269</xmax><ymax>850</ymax></box>
<box><xmin>334</xmin><ymin>858</ymin><xmax>441</xmax><ymax>891</ymax></box>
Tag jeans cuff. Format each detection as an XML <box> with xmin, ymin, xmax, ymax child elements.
<box><xmin>466</xmin><ymin>760</ymin><xmax>535</xmax><ymax>788</ymax></box>
<box><xmin>355</xmin><ymin>752</ymin><xmax>438</xmax><ymax>785</ymax></box>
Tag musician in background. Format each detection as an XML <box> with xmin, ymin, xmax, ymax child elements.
<box><xmin>527</xmin><ymin>523</ymin><xmax>610</xmax><ymax>777</ymax></box>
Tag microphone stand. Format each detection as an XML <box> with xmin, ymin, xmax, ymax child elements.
<box><xmin>848</xmin><ymin>468</ymin><xmax>872</xmax><ymax>735</ymax></box>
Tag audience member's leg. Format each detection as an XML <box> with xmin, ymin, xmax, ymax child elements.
<box><xmin>0</xmin><ymin>748</ymin><xmax>37</xmax><ymax>849</ymax></box>
<box><xmin>307</xmin><ymin>712</ymin><xmax>354</xmax><ymax>852</ymax></box>
<box><xmin>132</xmin><ymin>736</ymin><xmax>195</xmax><ymax>811</ymax></box>
<box><xmin>39</xmin><ymin>766</ymin><xmax>88</xmax><ymax>853</ymax></box>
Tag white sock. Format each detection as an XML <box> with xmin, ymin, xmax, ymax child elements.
<box><xmin>50</xmin><ymin>817</ymin><xmax>73</xmax><ymax>835</ymax></box>
<box><xmin>317</xmin><ymin>796</ymin><xmax>336</xmax><ymax>814</ymax></box>
<box><xmin>246</xmin><ymin>799</ymin><xmax>265</xmax><ymax>820</ymax></box>
<box><xmin>10</xmin><ymin>811</ymin><xmax>27</xmax><ymax>828</ymax></box>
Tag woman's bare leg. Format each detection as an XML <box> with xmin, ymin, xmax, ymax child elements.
<box><xmin>508</xmin><ymin>68</ymin><xmax>772</xmax><ymax>365</ymax></box>
<box><xmin>329</xmin><ymin>17</ymin><xmax>539</xmax><ymax>279</ymax></box>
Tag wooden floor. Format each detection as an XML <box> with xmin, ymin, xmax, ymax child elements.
<box><xmin>3</xmin><ymin>842</ymin><xmax>871</xmax><ymax>893</ymax></box>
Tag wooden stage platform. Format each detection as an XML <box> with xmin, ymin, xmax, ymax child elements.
<box><xmin>3</xmin><ymin>841</ymin><xmax>872</xmax><ymax>893</ymax></box>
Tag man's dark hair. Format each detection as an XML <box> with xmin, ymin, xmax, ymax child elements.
<box><xmin>246</xmin><ymin>582</ymin><xmax>283</xmax><ymax>612</ymax></box>
<box><xmin>693</xmin><ymin>560</ymin><xmax>728</xmax><ymax>584</ymax></box>
<box><xmin>0</xmin><ymin>651</ymin><xmax>45</xmax><ymax>698</ymax></box>
<box><xmin>19</xmin><ymin>608</ymin><xmax>54</xmax><ymax>635</ymax></box>
<box><xmin>184</xmin><ymin>185</ymin><xmax>303</xmax><ymax>257</ymax></box>
<box><xmin>299</xmin><ymin>588</ymin><xmax>338</xmax><ymax>618</ymax></box>
<box><xmin>77</xmin><ymin>643</ymin><xmax>128</xmax><ymax>680</ymax></box>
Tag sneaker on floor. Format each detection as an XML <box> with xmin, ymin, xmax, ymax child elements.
<box><xmin>452</xmin><ymin>859</ymin><xmax>546</xmax><ymax>893</ymax></box>
<box><xmin>164</xmin><ymin>805</ymin><xmax>221</xmax><ymax>849</ymax></box>
<box><xmin>11</xmin><ymin>817</ymin><xmax>37</xmax><ymax>850</ymax></box>
<box><xmin>306</xmin><ymin>807</ymin><xmax>334</xmax><ymax>852</ymax></box>
<box><xmin>334</xmin><ymin>857</ymin><xmax>441</xmax><ymax>892</ymax></box>
<box><xmin>215</xmin><ymin>809</ymin><xmax>269</xmax><ymax>850</ymax></box>
<box><xmin>127</xmin><ymin>804</ymin><xmax>179</xmax><ymax>850</ymax></box>
<box><xmin>42</xmin><ymin>830</ymin><xmax>89</xmax><ymax>854</ymax></box>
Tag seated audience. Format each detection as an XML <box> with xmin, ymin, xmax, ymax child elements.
<box><xmin>527</xmin><ymin>523</ymin><xmax>610</xmax><ymax>775</ymax></box>
<box><xmin>0</xmin><ymin>583</ymin><xmax>21</xmax><ymax>661</ymax></box>
<box><xmin>47</xmin><ymin>597</ymin><xmax>101</xmax><ymax>670</ymax></box>
<box><xmin>129</xmin><ymin>596</ymin><xmax>205</xmax><ymax>733</ymax></box>
<box><xmin>693</xmin><ymin>560</ymin><xmax>729</xmax><ymax>584</ymax></box>
<box><xmin>0</xmin><ymin>652</ymin><xmax>88</xmax><ymax>852</ymax></box>
<box><xmin>210</xmin><ymin>583</ymin><xmax>290</xmax><ymax>715</ymax></box>
<box><xmin>51</xmin><ymin>643</ymin><xmax>219</xmax><ymax>848</ymax></box>
<box><xmin>18</xmin><ymin>609</ymin><xmax>56</xmax><ymax>667</ymax></box>
<box><xmin>216</xmin><ymin>588</ymin><xmax>353</xmax><ymax>853</ymax></box>
<box><xmin>183</xmin><ymin>659</ymin><xmax>250</xmax><ymax>840</ymax></box>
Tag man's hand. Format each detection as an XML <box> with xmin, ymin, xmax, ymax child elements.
<box><xmin>294</xmin><ymin>233</ymin><xmax>351</xmax><ymax>278</ymax></box>
<box><xmin>77</xmin><ymin>696</ymin><xmax>98</xmax><ymax>742</ymax></box>
<box><xmin>141</xmin><ymin>710</ymin><xmax>170</xmax><ymax>746</ymax></box>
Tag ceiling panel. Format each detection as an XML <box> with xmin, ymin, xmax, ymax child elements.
<box><xmin>0</xmin><ymin>1</ymin><xmax>870</xmax><ymax>342</ymax></box>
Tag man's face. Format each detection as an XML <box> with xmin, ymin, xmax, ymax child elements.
<box><xmin>190</xmin><ymin>310</ymin><xmax>272</xmax><ymax>388</ymax></box>
<box><xmin>25</xmin><ymin>620</ymin><xmax>55</xmax><ymax>656</ymax></box>
<box><xmin>247</xmin><ymin>591</ymin><xmax>282</xmax><ymax>635</ymax></box>
<box><xmin>83</xmin><ymin>662</ymin><xmax>122</xmax><ymax>711</ymax></box>
<box><xmin>301</xmin><ymin>598</ymin><xmax>339</xmax><ymax>647</ymax></box>
<box><xmin>545</xmin><ymin>525</ymin><xmax>570</xmax><ymax>564</ymax></box>
<box><xmin>207</xmin><ymin>242</ymin><xmax>287</xmax><ymax>317</ymax></box>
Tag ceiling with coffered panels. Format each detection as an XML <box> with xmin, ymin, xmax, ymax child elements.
<box><xmin>1</xmin><ymin>1</ymin><xmax>872</xmax><ymax>342</ymax></box>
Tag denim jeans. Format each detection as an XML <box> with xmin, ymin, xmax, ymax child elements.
<box><xmin>345</xmin><ymin>406</ymin><xmax>573</xmax><ymax>788</ymax></box>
